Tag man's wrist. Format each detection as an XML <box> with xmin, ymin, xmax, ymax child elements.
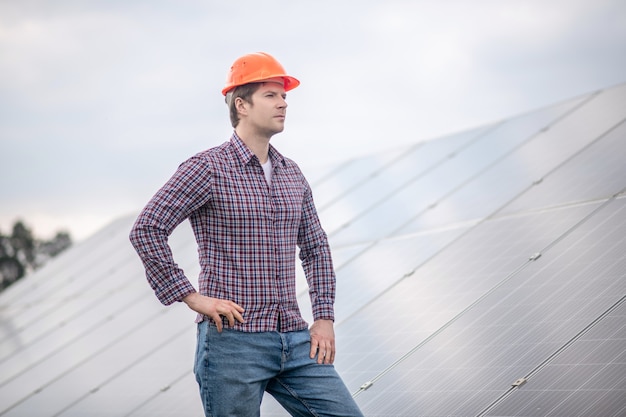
<box><xmin>182</xmin><ymin>291</ymin><xmax>200</xmax><ymax>305</ymax></box>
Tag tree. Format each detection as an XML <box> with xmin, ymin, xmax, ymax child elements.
<box><xmin>0</xmin><ymin>220</ymin><xmax>72</xmax><ymax>291</ymax></box>
<box><xmin>39</xmin><ymin>231</ymin><xmax>72</xmax><ymax>258</ymax></box>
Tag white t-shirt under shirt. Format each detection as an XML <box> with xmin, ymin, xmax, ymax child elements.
<box><xmin>261</xmin><ymin>159</ymin><xmax>272</xmax><ymax>185</ymax></box>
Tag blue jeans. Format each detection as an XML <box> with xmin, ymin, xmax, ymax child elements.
<box><xmin>194</xmin><ymin>321</ymin><xmax>363</xmax><ymax>417</ymax></box>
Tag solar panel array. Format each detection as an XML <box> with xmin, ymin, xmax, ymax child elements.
<box><xmin>1</xmin><ymin>83</ymin><xmax>625</xmax><ymax>416</ymax></box>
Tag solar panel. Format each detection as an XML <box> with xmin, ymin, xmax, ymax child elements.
<box><xmin>397</xmin><ymin>85</ymin><xmax>626</xmax><ymax>237</ymax></box>
<box><xmin>326</xmin><ymin>93</ymin><xmax>591</xmax><ymax>247</ymax></box>
<box><xmin>482</xmin><ymin>297</ymin><xmax>626</xmax><ymax>417</ymax></box>
<box><xmin>315</xmin><ymin>126</ymin><xmax>489</xmax><ymax>236</ymax></box>
<box><xmin>126</xmin><ymin>372</ymin><xmax>204</xmax><ymax>416</ymax></box>
<box><xmin>54</xmin><ymin>328</ymin><xmax>196</xmax><ymax>417</ymax></box>
<box><xmin>0</xmin><ymin>84</ymin><xmax>624</xmax><ymax>417</ymax></box>
<box><xmin>351</xmin><ymin>196</ymin><xmax>626</xmax><ymax>416</ymax></box>
<box><xmin>335</xmin><ymin>201</ymin><xmax>605</xmax><ymax>393</ymax></box>
<box><xmin>500</xmin><ymin>119</ymin><xmax>626</xmax><ymax>215</ymax></box>
<box><xmin>302</xmin><ymin>223</ymin><xmax>473</xmax><ymax>324</ymax></box>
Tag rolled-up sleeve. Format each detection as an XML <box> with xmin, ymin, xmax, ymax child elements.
<box><xmin>129</xmin><ymin>156</ymin><xmax>212</xmax><ymax>305</ymax></box>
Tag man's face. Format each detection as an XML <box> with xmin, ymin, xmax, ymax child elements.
<box><xmin>243</xmin><ymin>81</ymin><xmax>288</xmax><ymax>138</ymax></box>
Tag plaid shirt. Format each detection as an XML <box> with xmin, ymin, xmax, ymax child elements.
<box><xmin>129</xmin><ymin>134</ymin><xmax>335</xmax><ymax>332</ymax></box>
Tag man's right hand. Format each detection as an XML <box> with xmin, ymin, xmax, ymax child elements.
<box><xmin>183</xmin><ymin>292</ymin><xmax>245</xmax><ymax>332</ymax></box>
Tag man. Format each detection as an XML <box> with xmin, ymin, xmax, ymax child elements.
<box><xmin>129</xmin><ymin>52</ymin><xmax>363</xmax><ymax>417</ymax></box>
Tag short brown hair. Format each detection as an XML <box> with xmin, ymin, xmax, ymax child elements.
<box><xmin>226</xmin><ymin>83</ymin><xmax>263</xmax><ymax>128</ymax></box>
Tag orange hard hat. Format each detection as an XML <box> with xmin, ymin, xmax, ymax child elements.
<box><xmin>221</xmin><ymin>52</ymin><xmax>300</xmax><ymax>96</ymax></box>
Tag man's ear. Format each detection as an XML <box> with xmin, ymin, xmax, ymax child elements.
<box><xmin>235</xmin><ymin>97</ymin><xmax>248</xmax><ymax>117</ymax></box>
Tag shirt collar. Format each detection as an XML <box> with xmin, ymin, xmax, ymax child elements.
<box><xmin>230</xmin><ymin>132</ymin><xmax>286</xmax><ymax>168</ymax></box>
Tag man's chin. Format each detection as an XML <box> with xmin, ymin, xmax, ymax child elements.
<box><xmin>272</xmin><ymin>125</ymin><xmax>285</xmax><ymax>135</ymax></box>
<box><xmin>264</xmin><ymin>127</ymin><xmax>284</xmax><ymax>139</ymax></box>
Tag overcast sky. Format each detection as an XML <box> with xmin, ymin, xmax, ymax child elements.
<box><xmin>1</xmin><ymin>0</ymin><xmax>625</xmax><ymax>241</ymax></box>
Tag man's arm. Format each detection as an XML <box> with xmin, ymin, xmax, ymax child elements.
<box><xmin>297</xmin><ymin>179</ymin><xmax>337</xmax><ymax>364</ymax></box>
<box><xmin>129</xmin><ymin>156</ymin><xmax>213</xmax><ymax>305</ymax></box>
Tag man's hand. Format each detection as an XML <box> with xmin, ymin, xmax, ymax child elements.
<box><xmin>183</xmin><ymin>292</ymin><xmax>245</xmax><ymax>332</ymax></box>
<box><xmin>309</xmin><ymin>319</ymin><xmax>335</xmax><ymax>364</ymax></box>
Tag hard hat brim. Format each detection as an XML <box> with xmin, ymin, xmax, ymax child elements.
<box><xmin>222</xmin><ymin>75</ymin><xmax>300</xmax><ymax>96</ymax></box>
